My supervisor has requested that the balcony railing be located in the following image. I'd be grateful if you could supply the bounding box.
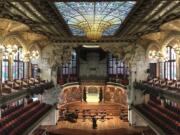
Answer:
[0,82,54,106]
[134,82,180,102]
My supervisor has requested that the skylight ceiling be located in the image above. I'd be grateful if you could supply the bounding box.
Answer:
[54,1,136,39]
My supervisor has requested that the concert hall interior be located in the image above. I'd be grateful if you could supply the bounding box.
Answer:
[0,0,179,135]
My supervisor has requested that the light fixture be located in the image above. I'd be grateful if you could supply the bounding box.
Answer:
[173,44,180,55]
[83,45,100,48]
[149,50,167,61]
[148,50,157,59]
[0,43,18,57]
[6,44,18,57]
[0,44,5,51]
[21,51,30,62]
[21,50,40,62]
[30,50,40,60]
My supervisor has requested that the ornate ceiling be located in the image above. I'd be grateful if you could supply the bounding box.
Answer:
[0,0,180,43]
[54,2,136,38]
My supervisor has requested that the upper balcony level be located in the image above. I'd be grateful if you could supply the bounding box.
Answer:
[134,78,180,103]
[0,78,54,106]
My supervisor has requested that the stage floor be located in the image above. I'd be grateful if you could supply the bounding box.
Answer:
[59,101,127,116]
[43,117,145,135]
[42,102,154,135]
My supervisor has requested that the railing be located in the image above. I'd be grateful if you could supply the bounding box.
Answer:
[0,82,54,106]
[106,82,127,89]
[134,82,180,103]
[60,82,79,88]
[60,81,127,90]
[0,90,27,106]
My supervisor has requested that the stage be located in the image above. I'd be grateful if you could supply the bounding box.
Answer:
[42,116,147,135]
[41,102,154,135]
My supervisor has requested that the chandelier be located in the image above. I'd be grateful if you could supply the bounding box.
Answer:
[149,50,167,61]
[22,50,40,62]
[173,44,180,55]
[0,43,18,57]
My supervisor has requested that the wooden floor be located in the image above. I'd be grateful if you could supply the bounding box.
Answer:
[43,102,151,135]
[57,117,130,130]
[44,117,145,135]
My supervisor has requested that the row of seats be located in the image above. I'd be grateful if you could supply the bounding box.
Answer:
[58,76,78,85]
[0,78,46,96]
[148,102,179,131]
[32,128,46,135]
[148,101,180,122]
[0,101,40,128]
[9,104,51,135]
[1,104,23,118]
[136,102,179,135]
[143,78,180,92]
[0,101,52,135]
[165,104,180,115]
[107,75,129,85]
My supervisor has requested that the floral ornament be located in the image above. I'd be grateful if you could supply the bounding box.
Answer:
[48,44,78,69]
[100,44,124,59]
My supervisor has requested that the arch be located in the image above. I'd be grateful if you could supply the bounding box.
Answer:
[161,35,180,56]
[1,34,28,52]
[28,42,42,59]
[146,43,161,63]
[134,45,146,61]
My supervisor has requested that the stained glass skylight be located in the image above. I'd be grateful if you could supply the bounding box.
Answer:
[55,1,136,40]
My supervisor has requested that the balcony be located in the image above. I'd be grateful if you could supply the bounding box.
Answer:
[0,81,54,106]
[134,82,180,103]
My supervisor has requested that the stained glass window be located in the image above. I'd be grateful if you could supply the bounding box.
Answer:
[108,54,127,76]
[32,64,39,78]
[13,48,24,80]
[2,55,9,82]
[62,50,77,75]
[18,48,24,79]
[55,1,136,36]
[164,46,176,80]
[13,53,18,79]
[19,62,24,79]
[24,62,28,79]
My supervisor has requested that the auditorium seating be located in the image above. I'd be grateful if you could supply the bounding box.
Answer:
[142,78,180,92]
[32,128,46,135]
[120,106,128,122]
[58,75,78,85]
[0,101,52,135]
[135,99,180,135]
[1,104,23,118]
[0,78,53,96]
[141,129,156,135]
[107,75,129,85]
[164,103,180,115]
